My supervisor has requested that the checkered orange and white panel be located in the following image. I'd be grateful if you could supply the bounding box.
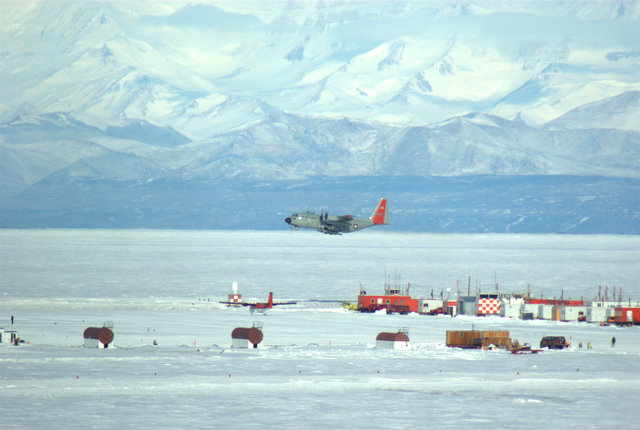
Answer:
[477,298,501,315]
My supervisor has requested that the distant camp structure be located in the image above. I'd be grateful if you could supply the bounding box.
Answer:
[0,328,21,345]
[83,323,114,348]
[376,328,410,350]
[354,278,640,325]
[231,323,263,348]
[446,329,512,350]
[226,281,243,307]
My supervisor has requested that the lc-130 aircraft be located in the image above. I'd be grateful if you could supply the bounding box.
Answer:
[285,198,388,235]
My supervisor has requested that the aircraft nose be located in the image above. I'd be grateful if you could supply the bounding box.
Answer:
[285,217,291,224]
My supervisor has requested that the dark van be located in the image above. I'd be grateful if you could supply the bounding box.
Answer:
[540,336,569,349]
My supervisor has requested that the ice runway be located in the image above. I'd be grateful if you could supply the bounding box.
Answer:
[1,230,638,429]
[1,307,638,430]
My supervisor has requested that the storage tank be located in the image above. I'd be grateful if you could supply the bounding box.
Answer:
[83,327,114,348]
[376,331,409,350]
[231,327,263,348]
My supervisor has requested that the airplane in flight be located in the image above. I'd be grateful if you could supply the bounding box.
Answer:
[220,292,297,313]
[285,198,388,235]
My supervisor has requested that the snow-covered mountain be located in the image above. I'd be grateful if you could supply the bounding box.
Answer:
[0,1,638,231]
[2,104,638,195]
[1,1,638,133]
[544,91,640,132]
[1,103,638,233]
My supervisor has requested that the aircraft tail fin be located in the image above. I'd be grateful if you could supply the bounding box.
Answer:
[370,198,388,225]
[267,292,273,308]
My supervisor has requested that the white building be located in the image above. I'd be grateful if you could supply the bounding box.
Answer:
[418,299,444,315]
[562,306,588,322]
[501,303,523,319]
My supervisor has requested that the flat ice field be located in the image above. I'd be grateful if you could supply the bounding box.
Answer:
[1,230,639,429]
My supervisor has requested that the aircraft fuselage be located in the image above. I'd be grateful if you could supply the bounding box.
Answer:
[285,198,388,235]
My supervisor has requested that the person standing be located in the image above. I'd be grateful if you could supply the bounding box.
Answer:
[611,336,616,347]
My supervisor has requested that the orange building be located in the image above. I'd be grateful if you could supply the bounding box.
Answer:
[357,283,419,314]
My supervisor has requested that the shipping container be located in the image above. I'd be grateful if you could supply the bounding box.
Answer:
[614,307,640,325]
[446,330,511,349]
[586,307,611,323]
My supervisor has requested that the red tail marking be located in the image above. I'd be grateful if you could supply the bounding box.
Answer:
[267,292,273,308]
[372,198,387,224]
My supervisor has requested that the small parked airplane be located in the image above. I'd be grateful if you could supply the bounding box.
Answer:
[220,292,297,313]
[285,198,388,235]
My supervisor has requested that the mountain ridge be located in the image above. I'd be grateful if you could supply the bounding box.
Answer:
[2,99,638,200]
[1,1,638,232]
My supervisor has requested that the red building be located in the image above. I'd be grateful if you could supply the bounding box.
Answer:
[526,298,585,306]
[614,307,640,325]
[357,283,419,314]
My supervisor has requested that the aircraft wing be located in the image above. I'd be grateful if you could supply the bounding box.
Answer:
[219,300,297,306]
[271,300,297,306]
[219,301,253,306]
[321,218,350,227]
[336,215,353,221]
[317,220,345,234]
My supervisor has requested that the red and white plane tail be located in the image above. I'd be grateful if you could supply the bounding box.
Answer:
[370,198,388,225]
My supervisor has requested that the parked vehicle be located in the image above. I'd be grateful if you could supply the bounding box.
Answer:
[539,336,570,349]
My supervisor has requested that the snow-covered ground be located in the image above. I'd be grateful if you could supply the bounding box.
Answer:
[1,230,638,429]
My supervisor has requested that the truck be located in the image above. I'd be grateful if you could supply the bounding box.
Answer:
[539,336,570,349]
